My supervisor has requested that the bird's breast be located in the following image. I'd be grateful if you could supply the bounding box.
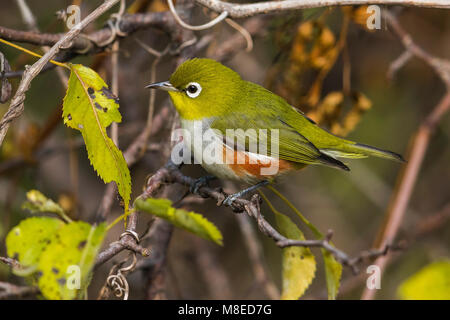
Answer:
[179,119,293,183]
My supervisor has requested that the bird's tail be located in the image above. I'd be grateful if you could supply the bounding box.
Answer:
[320,142,405,163]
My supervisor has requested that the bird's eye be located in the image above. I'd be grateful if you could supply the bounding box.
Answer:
[185,82,202,98]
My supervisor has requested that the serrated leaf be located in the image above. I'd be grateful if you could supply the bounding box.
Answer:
[135,198,223,245]
[6,217,64,276]
[287,204,342,300]
[37,222,106,300]
[275,213,316,300]
[398,260,450,300]
[62,64,131,214]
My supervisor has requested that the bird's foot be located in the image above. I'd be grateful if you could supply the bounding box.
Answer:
[222,180,270,207]
[223,193,239,207]
[190,175,216,195]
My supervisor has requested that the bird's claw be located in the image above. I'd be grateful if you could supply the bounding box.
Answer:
[223,194,238,207]
[190,176,216,195]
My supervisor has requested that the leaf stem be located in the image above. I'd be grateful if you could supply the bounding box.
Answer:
[107,209,135,231]
[0,38,69,69]
[266,185,323,238]
[59,211,73,224]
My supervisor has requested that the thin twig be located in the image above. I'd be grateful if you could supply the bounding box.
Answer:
[384,10,450,88]
[224,18,253,52]
[0,0,122,146]
[95,212,150,268]
[236,213,279,299]
[14,0,70,85]
[110,40,120,146]
[0,281,39,299]
[387,50,413,81]
[0,256,21,269]
[0,11,180,54]
[207,16,268,61]
[195,0,450,18]
[362,92,450,299]
[361,10,450,300]
[140,160,395,274]
[168,0,229,31]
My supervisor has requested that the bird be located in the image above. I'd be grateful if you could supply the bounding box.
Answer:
[146,58,404,205]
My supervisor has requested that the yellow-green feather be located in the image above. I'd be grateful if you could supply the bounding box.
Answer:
[166,58,404,170]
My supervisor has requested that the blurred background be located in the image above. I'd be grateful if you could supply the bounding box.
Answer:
[0,0,449,299]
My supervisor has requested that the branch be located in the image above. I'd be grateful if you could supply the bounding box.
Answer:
[0,11,179,56]
[361,11,450,300]
[95,211,150,268]
[141,160,397,274]
[411,201,450,238]
[0,0,122,146]
[384,10,450,88]
[95,8,197,267]
[0,281,39,300]
[0,256,21,269]
[361,92,450,299]
[207,16,268,61]
[195,0,450,18]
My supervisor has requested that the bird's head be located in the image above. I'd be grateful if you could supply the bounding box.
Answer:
[146,58,242,120]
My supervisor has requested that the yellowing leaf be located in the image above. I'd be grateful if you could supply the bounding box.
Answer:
[6,216,106,300]
[22,190,64,215]
[135,198,223,245]
[62,64,131,214]
[271,187,342,300]
[299,220,342,300]
[22,189,72,223]
[275,213,316,300]
[6,217,64,276]
[321,249,342,300]
[398,260,450,300]
[37,222,106,300]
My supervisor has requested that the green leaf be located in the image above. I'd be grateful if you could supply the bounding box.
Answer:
[275,213,316,300]
[321,249,342,300]
[6,216,106,300]
[22,190,72,223]
[283,201,342,299]
[135,198,223,246]
[62,64,131,214]
[6,217,64,276]
[398,260,450,300]
[268,186,342,299]
[300,219,342,300]
[37,222,106,300]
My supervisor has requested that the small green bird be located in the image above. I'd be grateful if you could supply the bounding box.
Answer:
[147,58,404,203]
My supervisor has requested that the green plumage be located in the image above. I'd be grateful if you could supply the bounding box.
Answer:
[211,79,404,170]
[155,58,404,172]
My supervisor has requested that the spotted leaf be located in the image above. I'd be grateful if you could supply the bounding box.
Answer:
[37,221,106,300]
[6,217,64,276]
[275,213,316,300]
[62,64,131,215]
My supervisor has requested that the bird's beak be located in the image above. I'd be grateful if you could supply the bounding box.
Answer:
[145,81,179,92]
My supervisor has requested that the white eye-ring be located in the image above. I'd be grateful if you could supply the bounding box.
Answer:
[185,82,202,98]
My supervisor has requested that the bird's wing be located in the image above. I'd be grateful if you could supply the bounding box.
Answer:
[210,112,348,170]
[210,80,349,170]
